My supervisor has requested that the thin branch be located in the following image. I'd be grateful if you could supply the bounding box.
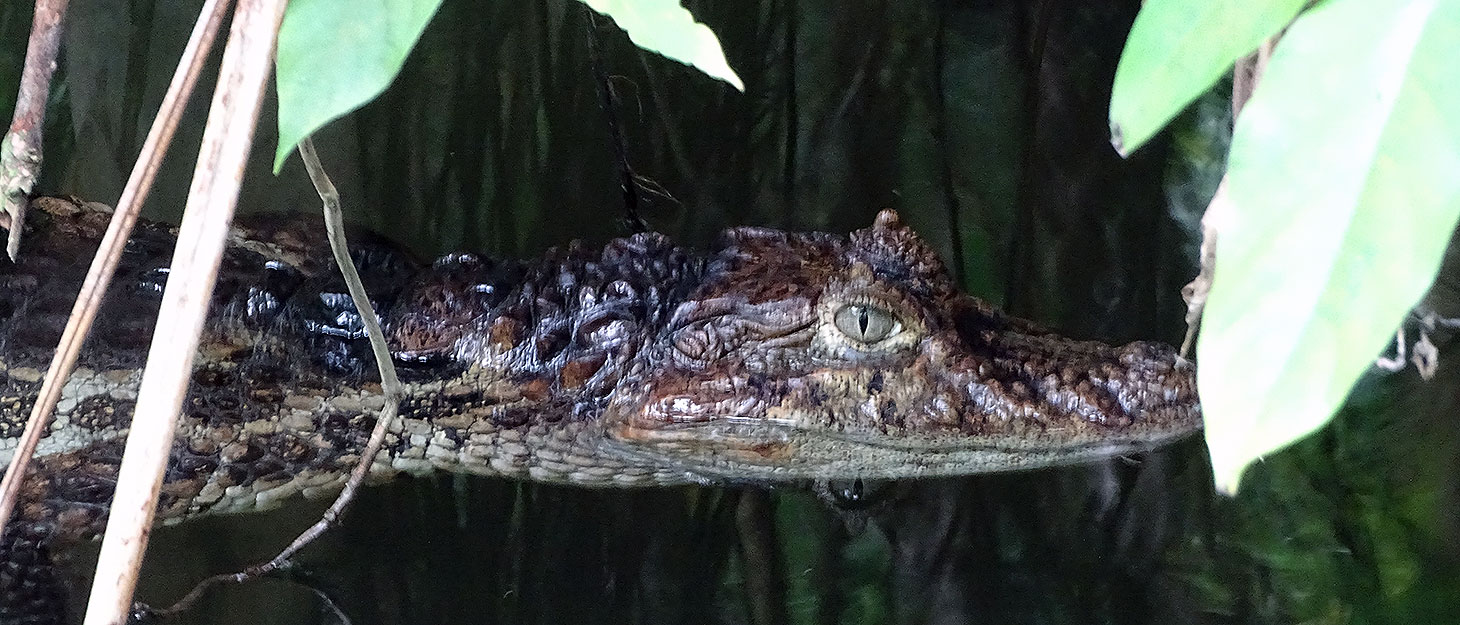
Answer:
[81,0,287,622]
[585,10,648,233]
[1375,326,1408,371]
[1179,35,1280,358]
[289,136,404,547]
[152,137,404,619]
[0,0,234,547]
[0,0,69,260]
[1231,37,1278,119]
[1180,181,1226,358]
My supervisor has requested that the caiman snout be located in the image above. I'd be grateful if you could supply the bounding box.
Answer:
[602,210,1201,481]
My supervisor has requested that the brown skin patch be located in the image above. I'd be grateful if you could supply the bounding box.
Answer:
[390,313,462,359]
[743,441,794,460]
[516,377,553,402]
[488,316,523,350]
[560,354,607,390]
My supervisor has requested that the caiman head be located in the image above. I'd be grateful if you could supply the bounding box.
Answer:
[603,210,1201,481]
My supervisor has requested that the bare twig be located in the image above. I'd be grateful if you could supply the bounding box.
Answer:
[1,0,69,260]
[305,584,355,625]
[1179,35,1281,358]
[1375,326,1408,371]
[0,0,234,546]
[275,135,403,564]
[152,137,403,618]
[1179,179,1226,358]
[1375,310,1451,379]
[1232,37,1279,119]
[585,11,649,233]
[1411,330,1438,379]
[81,0,288,623]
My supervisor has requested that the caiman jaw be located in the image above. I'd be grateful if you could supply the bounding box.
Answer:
[604,336,1202,481]
[941,337,1203,451]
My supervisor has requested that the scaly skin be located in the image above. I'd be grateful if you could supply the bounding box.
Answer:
[0,197,1200,622]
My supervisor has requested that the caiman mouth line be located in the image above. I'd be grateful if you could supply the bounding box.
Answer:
[613,417,1200,454]
[602,420,1197,482]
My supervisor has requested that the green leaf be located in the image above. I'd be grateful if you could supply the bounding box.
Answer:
[273,0,444,172]
[1198,0,1460,494]
[1109,0,1306,155]
[577,0,744,91]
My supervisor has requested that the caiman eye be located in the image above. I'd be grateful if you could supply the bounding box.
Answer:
[833,304,898,343]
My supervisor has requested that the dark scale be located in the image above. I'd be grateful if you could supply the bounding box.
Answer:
[272,240,419,378]
[316,410,371,452]
[384,231,703,422]
[228,260,306,327]
[0,391,38,439]
[66,396,129,433]
[389,252,519,369]
[85,219,190,369]
[0,522,68,625]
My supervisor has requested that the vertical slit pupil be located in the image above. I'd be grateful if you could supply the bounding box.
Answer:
[858,307,870,337]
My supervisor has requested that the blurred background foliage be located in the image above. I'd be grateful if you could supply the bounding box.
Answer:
[1,0,1458,623]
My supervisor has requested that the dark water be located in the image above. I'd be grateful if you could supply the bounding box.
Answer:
[95,439,1212,625]
[6,0,1459,622]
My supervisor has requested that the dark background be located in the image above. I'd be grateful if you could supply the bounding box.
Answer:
[3,0,1457,623]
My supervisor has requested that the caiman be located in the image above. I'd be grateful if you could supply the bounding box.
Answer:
[0,197,1200,622]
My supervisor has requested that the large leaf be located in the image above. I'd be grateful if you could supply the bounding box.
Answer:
[273,0,444,172]
[577,0,744,91]
[1109,0,1306,155]
[1198,0,1460,494]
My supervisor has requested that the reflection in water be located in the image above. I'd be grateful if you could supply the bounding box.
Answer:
[96,438,1206,625]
